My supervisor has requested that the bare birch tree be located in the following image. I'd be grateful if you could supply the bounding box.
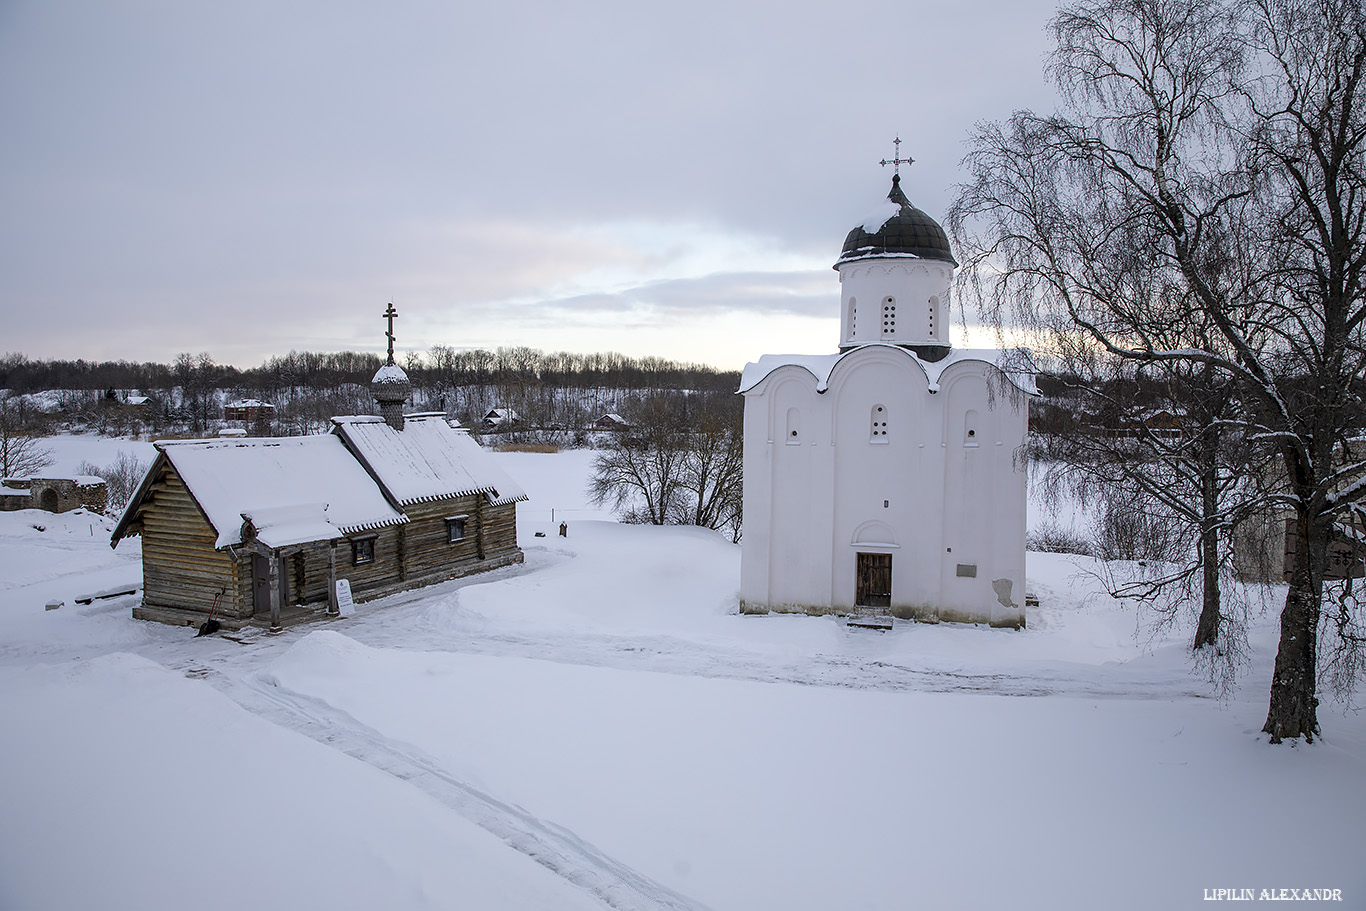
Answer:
[950,0,1366,741]
[588,395,688,526]
[588,393,743,539]
[672,405,744,543]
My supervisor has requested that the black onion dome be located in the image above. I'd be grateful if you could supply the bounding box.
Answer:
[837,173,957,266]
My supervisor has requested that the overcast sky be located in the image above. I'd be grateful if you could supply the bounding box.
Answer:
[0,0,1061,372]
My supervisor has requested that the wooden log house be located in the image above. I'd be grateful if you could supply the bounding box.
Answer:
[111,406,526,629]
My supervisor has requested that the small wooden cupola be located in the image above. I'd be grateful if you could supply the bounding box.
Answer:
[371,302,410,431]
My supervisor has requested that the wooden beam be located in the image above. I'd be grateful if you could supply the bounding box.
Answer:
[328,542,338,614]
[269,553,281,629]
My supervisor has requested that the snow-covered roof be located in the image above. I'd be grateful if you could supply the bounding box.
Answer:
[332,414,528,507]
[151,435,406,549]
[3,475,105,487]
[738,344,1038,396]
[240,503,348,550]
[372,363,410,385]
[225,399,273,409]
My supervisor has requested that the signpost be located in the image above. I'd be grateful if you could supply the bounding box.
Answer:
[335,578,355,618]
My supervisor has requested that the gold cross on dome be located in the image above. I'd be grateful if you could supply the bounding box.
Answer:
[880,136,914,175]
[382,302,399,364]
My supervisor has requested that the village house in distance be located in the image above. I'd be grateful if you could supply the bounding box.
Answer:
[111,305,526,629]
[739,146,1035,628]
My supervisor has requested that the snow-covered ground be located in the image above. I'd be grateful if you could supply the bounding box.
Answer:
[28,429,159,477]
[0,435,1362,911]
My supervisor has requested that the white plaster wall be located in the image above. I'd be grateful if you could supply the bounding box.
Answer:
[740,347,1029,627]
[827,349,940,612]
[838,260,953,349]
[937,365,1028,625]
[739,380,776,608]
[766,376,826,608]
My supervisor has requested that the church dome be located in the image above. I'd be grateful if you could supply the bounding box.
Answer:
[837,174,957,266]
[371,362,410,389]
[371,363,411,406]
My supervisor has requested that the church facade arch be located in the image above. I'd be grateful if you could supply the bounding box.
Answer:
[851,519,898,548]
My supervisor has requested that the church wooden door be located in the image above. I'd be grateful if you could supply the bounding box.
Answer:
[856,552,892,608]
[252,554,272,616]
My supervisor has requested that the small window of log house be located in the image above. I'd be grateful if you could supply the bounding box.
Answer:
[351,536,376,565]
[446,515,469,543]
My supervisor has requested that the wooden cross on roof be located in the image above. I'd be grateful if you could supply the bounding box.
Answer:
[880,136,914,175]
[382,302,398,365]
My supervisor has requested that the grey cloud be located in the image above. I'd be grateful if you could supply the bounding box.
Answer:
[0,0,1061,366]
[543,271,833,319]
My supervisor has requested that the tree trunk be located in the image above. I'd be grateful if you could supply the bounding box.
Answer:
[1193,456,1222,650]
[1262,512,1322,743]
[1194,527,1222,649]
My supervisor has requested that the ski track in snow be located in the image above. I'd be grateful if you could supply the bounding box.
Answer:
[186,662,711,911]
[329,555,1207,702]
[144,559,712,911]
[364,621,1207,700]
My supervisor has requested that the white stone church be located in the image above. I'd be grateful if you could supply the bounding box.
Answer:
[738,169,1034,628]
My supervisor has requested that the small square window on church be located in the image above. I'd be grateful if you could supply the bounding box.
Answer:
[446,515,469,544]
[351,536,376,565]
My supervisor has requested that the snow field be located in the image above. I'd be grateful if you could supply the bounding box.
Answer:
[263,629,1366,911]
[0,654,612,911]
[0,434,1361,910]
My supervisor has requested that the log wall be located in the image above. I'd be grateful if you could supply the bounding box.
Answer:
[294,495,523,604]
[131,473,523,625]
[136,465,245,619]
[482,501,519,558]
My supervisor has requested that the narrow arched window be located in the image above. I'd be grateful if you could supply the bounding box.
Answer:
[849,296,857,334]
[786,407,801,444]
[870,404,889,443]
[881,297,896,338]
[964,408,980,446]
[928,295,939,340]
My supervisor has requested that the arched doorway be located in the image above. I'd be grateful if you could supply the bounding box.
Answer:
[851,522,898,609]
[39,488,59,513]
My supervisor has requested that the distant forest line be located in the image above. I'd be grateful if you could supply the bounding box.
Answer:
[0,347,740,396]
[0,348,743,439]
[3,348,1253,442]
